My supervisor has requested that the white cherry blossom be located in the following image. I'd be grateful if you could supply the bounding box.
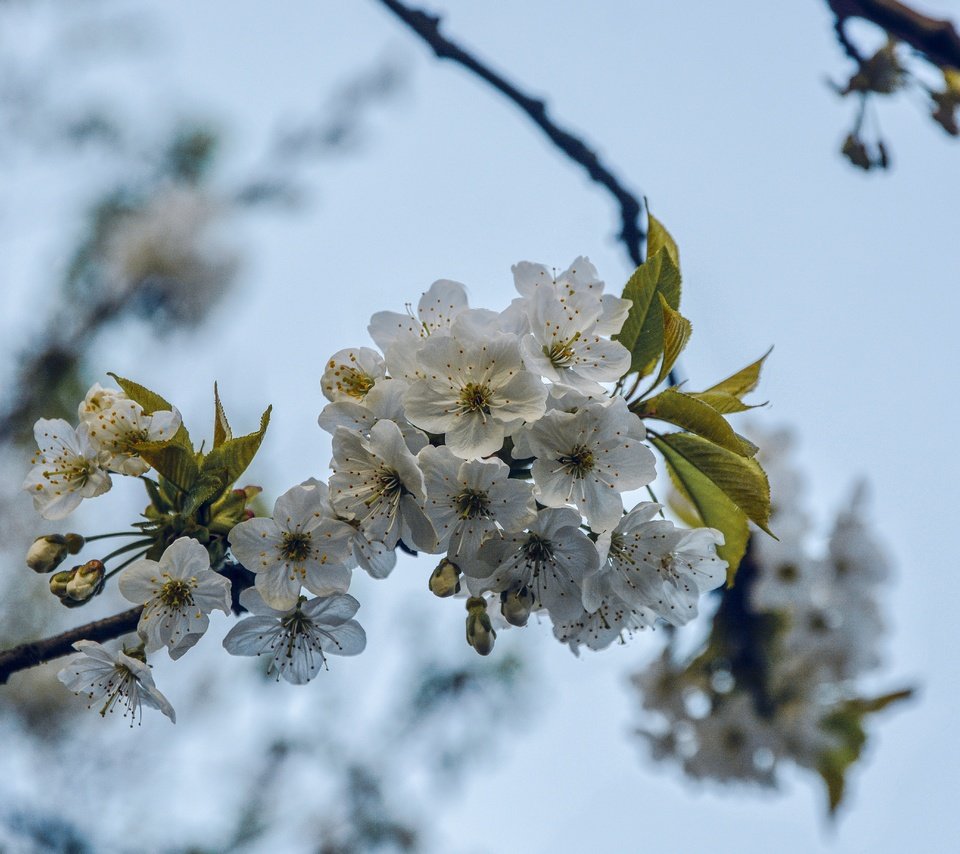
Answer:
[222,588,366,684]
[472,507,599,622]
[418,445,536,575]
[368,278,469,352]
[512,256,631,336]
[118,537,232,659]
[58,640,176,724]
[519,286,631,393]
[229,481,355,609]
[554,568,656,654]
[77,382,125,422]
[524,398,655,531]
[318,378,427,454]
[329,420,437,552]
[83,397,182,476]
[321,347,386,402]
[588,502,726,626]
[23,418,112,519]
[403,318,547,459]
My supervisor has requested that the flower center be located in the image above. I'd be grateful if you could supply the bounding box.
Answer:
[330,363,375,399]
[544,333,581,368]
[458,382,493,414]
[557,444,595,478]
[280,532,312,562]
[658,554,681,584]
[455,488,491,519]
[523,534,554,564]
[159,578,195,608]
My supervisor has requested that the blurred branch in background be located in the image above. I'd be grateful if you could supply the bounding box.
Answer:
[825,0,960,169]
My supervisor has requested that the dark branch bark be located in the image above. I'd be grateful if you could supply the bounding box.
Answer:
[375,0,646,267]
[828,0,960,70]
[0,606,143,685]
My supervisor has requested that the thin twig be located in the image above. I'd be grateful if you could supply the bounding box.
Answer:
[375,0,646,266]
[0,606,143,685]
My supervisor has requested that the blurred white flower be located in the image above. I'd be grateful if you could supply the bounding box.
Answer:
[321,347,386,402]
[102,184,239,325]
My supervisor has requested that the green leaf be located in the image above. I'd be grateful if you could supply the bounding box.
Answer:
[199,405,271,491]
[655,434,751,582]
[108,373,174,414]
[134,442,199,494]
[614,249,682,378]
[213,382,232,449]
[636,389,751,456]
[816,689,913,815]
[646,211,679,269]
[703,348,772,397]
[653,432,772,533]
[686,390,763,414]
[650,293,692,388]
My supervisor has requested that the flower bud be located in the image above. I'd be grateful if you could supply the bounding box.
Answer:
[501,585,535,627]
[465,596,496,656]
[65,533,85,554]
[50,560,105,606]
[429,558,461,598]
[27,535,69,573]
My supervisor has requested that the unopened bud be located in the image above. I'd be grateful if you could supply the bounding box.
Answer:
[429,558,461,598]
[27,535,69,573]
[465,596,496,656]
[501,585,535,627]
[50,560,105,606]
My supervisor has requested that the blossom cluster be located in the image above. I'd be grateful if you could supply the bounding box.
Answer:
[22,254,737,722]
[261,258,729,655]
[632,429,909,811]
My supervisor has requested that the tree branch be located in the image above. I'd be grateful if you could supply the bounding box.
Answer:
[0,606,143,685]
[827,0,960,70]
[375,0,646,266]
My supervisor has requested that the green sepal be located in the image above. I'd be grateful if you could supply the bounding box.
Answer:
[198,405,271,492]
[614,249,682,378]
[646,210,680,269]
[141,476,171,514]
[213,382,232,449]
[635,388,752,456]
[650,293,692,388]
[815,688,913,815]
[182,472,229,517]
